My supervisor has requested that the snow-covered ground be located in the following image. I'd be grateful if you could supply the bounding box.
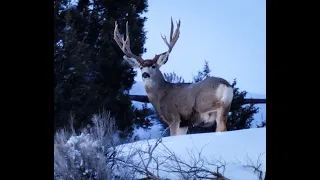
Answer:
[117,127,266,180]
[55,122,266,179]
[130,81,266,140]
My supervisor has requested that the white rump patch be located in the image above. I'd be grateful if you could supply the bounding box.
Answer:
[216,84,234,106]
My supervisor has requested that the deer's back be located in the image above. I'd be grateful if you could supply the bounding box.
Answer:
[159,77,231,122]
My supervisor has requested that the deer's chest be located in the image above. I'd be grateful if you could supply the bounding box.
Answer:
[146,94,162,112]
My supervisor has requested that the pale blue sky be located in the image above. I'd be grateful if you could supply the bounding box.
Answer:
[137,0,266,95]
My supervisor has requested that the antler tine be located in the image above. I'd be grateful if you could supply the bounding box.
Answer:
[170,17,174,42]
[161,17,181,53]
[113,21,144,64]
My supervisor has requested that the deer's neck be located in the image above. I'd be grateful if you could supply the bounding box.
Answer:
[144,74,169,102]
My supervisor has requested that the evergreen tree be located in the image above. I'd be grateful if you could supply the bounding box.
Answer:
[163,71,185,83]
[54,0,151,138]
[257,120,266,128]
[133,103,155,129]
[193,60,211,82]
[54,3,93,132]
[227,79,259,130]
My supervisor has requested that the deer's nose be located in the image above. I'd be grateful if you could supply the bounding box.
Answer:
[142,72,150,78]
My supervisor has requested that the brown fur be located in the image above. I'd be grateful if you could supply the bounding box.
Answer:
[144,77,233,136]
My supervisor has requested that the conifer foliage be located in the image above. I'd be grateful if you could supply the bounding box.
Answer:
[54,0,150,138]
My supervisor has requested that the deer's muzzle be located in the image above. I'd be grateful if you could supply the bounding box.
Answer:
[142,72,150,78]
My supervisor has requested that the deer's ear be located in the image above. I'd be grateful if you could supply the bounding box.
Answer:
[156,52,170,67]
[123,55,141,69]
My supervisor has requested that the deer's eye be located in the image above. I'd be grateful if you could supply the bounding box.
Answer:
[152,65,156,69]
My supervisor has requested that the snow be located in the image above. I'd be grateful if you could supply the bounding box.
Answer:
[117,127,266,180]
[133,118,164,140]
[65,133,100,155]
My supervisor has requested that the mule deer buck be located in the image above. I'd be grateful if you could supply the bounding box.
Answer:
[113,18,234,136]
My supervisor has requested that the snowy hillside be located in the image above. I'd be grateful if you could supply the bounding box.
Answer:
[117,127,266,180]
[54,114,266,180]
[130,81,266,140]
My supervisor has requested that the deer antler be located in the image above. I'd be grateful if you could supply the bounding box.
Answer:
[114,21,144,64]
[160,17,181,53]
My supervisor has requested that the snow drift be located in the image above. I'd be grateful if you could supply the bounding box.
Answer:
[54,109,266,180]
[116,127,266,179]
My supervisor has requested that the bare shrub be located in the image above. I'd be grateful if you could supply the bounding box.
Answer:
[54,110,121,180]
[243,153,265,180]
[113,125,231,180]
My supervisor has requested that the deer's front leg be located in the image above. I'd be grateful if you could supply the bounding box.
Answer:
[177,126,188,135]
[169,121,180,136]
[215,107,228,132]
[168,116,183,136]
